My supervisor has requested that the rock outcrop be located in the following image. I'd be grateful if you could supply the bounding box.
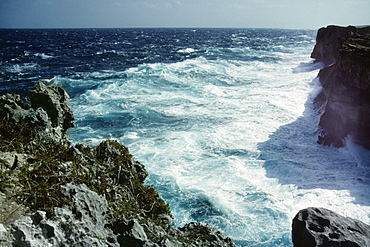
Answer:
[292,207,370,247]
[0,82,235,246]
[311,25,370,149]
[0,81,74,145]
[29,81,74,132]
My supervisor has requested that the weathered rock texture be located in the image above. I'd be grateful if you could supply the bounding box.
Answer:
[0,81,74,145]
[292,207,370,247]
[29,81,74,131]
[0,82,235,247]
[311,25,370,149]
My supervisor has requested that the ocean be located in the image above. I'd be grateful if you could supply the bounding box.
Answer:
[1,28,370,246]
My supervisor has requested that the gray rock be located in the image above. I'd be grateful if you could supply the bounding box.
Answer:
[0,93,34,126]
[0,82,74,145]
[116,219,150,247]
[292,207,370,247]
[29,81,74,132]
[0,223,11,247]
[10,183,119,247]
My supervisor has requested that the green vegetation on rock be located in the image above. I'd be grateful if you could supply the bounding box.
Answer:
[0,115,172,229]
[0,84,235,246]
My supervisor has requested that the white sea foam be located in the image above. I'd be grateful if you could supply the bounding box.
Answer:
[34,52,54,60]
[6,63,38,73]
[292,61,324,73]
[342,136,370,168]
[68,45,370,246]
[178,48,196,53]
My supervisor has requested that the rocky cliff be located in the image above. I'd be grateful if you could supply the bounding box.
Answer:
[311,25,370,149]
[0,82,235,247]
[290,26,370,246]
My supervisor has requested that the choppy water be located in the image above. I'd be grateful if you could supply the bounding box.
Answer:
[1,28,370,246]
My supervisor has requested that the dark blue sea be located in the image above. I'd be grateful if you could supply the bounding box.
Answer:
[1,28,370,246]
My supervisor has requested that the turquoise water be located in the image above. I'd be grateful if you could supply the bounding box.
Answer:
[1,28,370,246]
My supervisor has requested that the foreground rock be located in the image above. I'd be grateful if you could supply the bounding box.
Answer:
[0,81,74,145]
[0,82,235,247]
[311,25,370,149]
[292,207,370,247]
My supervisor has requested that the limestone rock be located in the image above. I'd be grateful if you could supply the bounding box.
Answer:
[0,81,74,145]
[0,93,49,131]
[0,223,11,247]
[292,207,370,247]
[29,81,74,131]
[9,183,119,247]
[114,219,150,247]
[7,182,235,247]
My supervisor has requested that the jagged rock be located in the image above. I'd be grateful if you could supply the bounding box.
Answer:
[29,81,74,131]
[312,25,370,149]
[0,81,74,145]
[7,182,235,247]
[115,219,150,247]
[0,93,49,129]
[292,207,370,247]
[0,223,11,247]
[9,183,119,247]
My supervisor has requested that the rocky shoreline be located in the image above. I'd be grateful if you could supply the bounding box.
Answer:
[1,25,370,246]
[0,82,235,246]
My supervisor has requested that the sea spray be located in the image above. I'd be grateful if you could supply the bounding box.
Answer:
[1,28,370,247]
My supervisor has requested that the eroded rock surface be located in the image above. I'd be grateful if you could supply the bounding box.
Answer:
[292,207,370,247]
[0,81,74,145]
[29,81,74,131]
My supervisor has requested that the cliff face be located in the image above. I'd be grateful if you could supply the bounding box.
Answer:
[290,26,370,246]
[311,25,370,149]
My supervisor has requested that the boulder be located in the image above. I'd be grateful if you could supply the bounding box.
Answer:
[292,207,370,247]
